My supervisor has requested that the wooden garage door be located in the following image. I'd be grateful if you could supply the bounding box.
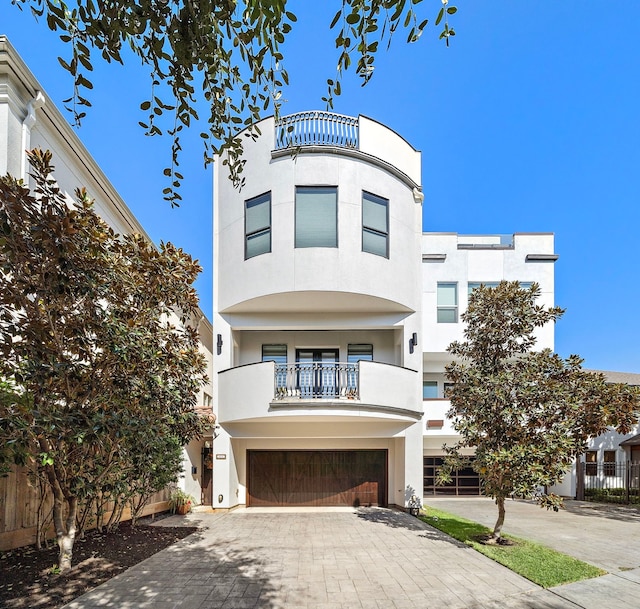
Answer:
[247,450,387,507]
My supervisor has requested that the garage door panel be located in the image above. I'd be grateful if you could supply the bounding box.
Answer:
[248,450,387,507]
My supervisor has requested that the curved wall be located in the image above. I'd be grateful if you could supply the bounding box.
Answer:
[214,116,423,315]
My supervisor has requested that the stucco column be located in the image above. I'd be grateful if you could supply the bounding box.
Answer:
[20,91,45,180]
[403,421,425,508]
[211,431,240,509]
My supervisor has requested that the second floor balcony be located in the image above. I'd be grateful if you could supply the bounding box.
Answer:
[274,362,359,400]
[218,360,421,424]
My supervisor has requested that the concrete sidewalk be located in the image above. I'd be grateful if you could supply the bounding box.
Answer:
[427,496,640,609]
[63,507,581,609]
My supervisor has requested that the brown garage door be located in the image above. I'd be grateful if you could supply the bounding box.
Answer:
[247,450,387,507]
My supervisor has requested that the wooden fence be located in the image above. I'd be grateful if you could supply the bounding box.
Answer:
[0,464,171,551]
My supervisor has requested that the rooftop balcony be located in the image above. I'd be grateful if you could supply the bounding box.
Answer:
[275,111,359,150]
[272,111,421,187]
[218,361,421,425]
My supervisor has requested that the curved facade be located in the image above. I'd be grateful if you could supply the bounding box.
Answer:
[213,112,425,509]
[216,114,422,315]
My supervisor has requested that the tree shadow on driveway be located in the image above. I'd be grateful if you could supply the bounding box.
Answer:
[64,528,282,609]
[355,507,470,548]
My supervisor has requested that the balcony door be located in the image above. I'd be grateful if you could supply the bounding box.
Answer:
[296,349,339,398]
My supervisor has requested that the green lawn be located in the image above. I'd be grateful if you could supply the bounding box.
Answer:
[420,506,605,588]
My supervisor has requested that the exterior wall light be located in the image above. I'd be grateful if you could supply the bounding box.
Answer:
[218,494,224,503]
[216,334,223,355]
[409,333,418,354]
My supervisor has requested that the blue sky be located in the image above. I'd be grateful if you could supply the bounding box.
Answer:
[2,2,639,372]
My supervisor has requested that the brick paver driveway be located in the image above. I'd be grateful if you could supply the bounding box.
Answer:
[64,507,579,609]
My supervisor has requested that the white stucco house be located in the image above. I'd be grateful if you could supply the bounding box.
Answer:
[213,112,425,509]
[211,110,563,509]
[0,36,215,508]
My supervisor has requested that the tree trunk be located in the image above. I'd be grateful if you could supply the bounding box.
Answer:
[54,494,78,572]
[491,496,506,541]
[41,452,78,573]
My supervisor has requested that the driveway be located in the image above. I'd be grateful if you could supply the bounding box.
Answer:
[427,496,640,609]
[426,496,640,572]
[63,507,579,609]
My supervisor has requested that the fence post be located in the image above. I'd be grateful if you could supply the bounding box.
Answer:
[626,461,631,504]
[575,459,584,500]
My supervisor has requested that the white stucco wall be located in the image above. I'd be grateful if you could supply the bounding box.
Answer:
[1,37,214,509]
[421,232,557,356]
[214,116,423,316]
[213,111,424,509]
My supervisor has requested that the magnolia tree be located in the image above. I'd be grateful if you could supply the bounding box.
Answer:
[439,281,639,543]
[12,0,457,200]
[0,149,211,571]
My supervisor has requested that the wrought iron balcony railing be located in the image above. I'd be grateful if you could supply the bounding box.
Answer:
[275,111,359,150]
[273,362,359,400]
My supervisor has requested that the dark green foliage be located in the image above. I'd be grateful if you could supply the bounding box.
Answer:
[0,149,211,570]
[439,282,640,538]
[12,1,456,200]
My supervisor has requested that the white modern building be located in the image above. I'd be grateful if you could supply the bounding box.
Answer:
[421,232,558,496]
[212,111,561,508]
[213,112,424,509]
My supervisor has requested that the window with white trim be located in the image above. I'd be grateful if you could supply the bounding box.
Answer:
[262,345,287,391]
[362,192,389,257]
[245,192,271,259]
[604,450,616,476]
[262,344,287,364]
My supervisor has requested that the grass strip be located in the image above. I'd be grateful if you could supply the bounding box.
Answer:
[420,505,605,588]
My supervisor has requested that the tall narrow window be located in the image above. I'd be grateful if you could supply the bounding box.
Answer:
[437,282,458,323]
[362,192,389,257]
[585,450,597,476]
[245,192,271,259]
[603,450,616,477]
[347,344,371,394]
[295,186,337,248]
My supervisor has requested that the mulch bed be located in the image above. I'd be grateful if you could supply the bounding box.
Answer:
[0,515,197,609]
[476,533,515,546]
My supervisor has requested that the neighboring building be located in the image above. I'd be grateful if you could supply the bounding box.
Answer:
[212,110,560,509]
[552,370,640,499]
[421,232,558,496]
[0,36,215,511]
